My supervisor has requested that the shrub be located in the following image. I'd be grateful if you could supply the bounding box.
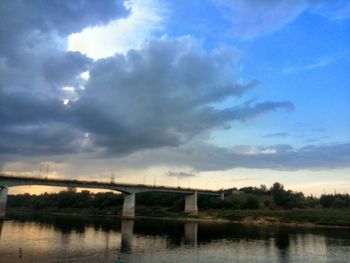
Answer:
[242,196,260,209]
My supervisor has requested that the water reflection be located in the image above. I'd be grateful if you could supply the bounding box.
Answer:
[121,219,134,253]
[0,220,3,239]
[1,213,350,263]
[274,228,290,263]
[184,222,197,246]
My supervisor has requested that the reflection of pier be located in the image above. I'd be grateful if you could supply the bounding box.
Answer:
[184,222,198,246]
[119,220,198,251]
[0,220,3,240]
[121,220,134,253]
[0,187,7,219]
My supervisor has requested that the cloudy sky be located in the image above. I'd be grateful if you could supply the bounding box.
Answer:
[1,0,349,195]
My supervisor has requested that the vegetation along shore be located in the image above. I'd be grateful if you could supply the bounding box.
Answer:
[7,183,350,228]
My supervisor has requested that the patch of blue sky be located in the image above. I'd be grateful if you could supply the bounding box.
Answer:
[164,0,234,50]
[233,11,350,147]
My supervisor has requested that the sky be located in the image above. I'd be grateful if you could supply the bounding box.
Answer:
[0,0,349,196]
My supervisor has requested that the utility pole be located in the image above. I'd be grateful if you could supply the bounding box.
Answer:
[46,164,49,179]
[111,170,115,184]
[111,174,115,184]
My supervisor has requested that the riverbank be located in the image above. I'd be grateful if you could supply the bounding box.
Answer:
[201,208,350,228]
[6,207,350,228]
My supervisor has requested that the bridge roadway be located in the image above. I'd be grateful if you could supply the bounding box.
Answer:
[0,174,224,219]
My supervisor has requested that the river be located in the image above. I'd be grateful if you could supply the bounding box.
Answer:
[0,213,349,262]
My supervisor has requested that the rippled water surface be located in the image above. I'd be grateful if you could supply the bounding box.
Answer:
[0,213,350,263]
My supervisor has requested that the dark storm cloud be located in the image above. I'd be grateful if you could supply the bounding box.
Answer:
[0,1,348,177]
[167,171,197,177]
[0,1,127,92]
[0,0,129,38]
[0,0,128,157]
[116,142,350,171]
[0,124,84,156]
[0,91,67,125]
[1,32,294,157]
[71,37,293,155]
[43,52,92,85]
[184,142,350,171]
[0,1,294,160]
[218,101,294,122]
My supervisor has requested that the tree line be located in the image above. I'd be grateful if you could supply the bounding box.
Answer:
[7,182,350,211]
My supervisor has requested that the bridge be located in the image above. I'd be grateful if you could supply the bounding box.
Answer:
[0,174,225,219]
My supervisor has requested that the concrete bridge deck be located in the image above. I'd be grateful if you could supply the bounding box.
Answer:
[0,174,225,219]
[0,174,222,195]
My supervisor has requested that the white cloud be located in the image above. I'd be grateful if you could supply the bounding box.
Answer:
[215,0,350,39]
[311,0,350,21]
[62,86,75,93]
[216,0,306,39]
[283,54,338,74]
[68,0,167,59]
[80,71,90,81]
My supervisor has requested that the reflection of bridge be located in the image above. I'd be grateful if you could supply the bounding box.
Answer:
[0,218,198,254]
[0,174,225,219]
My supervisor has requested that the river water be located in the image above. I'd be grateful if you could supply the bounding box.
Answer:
[0,214,350,263]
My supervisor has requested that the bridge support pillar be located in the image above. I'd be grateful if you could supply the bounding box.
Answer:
[221,192,225,200]
[122,192,135,219]
[0,187,8,219]
[185,191,198,215]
